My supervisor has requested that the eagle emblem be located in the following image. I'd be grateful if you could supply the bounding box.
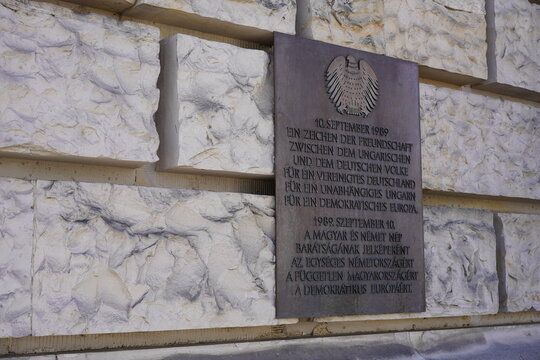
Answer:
[325,55,379,117]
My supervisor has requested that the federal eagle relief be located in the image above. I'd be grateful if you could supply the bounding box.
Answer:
[325,55,379,117]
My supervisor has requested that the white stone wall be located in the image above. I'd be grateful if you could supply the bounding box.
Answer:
[497,213,540,312]
[424,207,498,316]
[32,180,277,335]
[0,177,505,336]
[0,0,160,166]
[420,83,540,199]
[0,178,33,338]
[297,0,487,79]
[125,0,295,42]
[296,0,385,54]
[0,177,507,336]
[157,34,273,176]
[492,0,540,93]
[384,0,487,79]
[0,0,538,353]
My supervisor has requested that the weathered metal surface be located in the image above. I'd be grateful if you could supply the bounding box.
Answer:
[274,33,425,318]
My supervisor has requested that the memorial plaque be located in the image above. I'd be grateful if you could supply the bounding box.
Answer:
[275,33,425,318]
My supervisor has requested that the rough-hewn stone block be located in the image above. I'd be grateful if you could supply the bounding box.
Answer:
[297,0,487,79]
[0,0,160,166]
[492,0,539,92]
[0,177,33,338]
[32,180,277,335]
[421,83,540,199]
[384,0,487,80]
[475,0,539,101]
[157,34,273,176]
[496,213,540,312]
[423,206,498,316]
[124,0,296,43]
[296,0,385,53]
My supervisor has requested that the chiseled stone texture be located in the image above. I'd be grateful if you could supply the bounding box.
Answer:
[0,177,33,338]
[0,0,160,165]
[423,206,498,316]
[32,180,276,335]
[158,34,273,176]
[498,213,540,312]
[492,0,540,93]
[126,0,295,41]
[384,0,487,79]
[296,0,385,53]
[420,83,540,199]
[298,0,487,78]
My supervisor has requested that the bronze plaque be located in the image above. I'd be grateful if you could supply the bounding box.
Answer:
[275,33,425,318]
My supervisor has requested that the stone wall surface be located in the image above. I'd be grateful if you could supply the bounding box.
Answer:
[384,0,487,79]
[492,0,540,93]
[420,83,540,199]
[124,0,295,42]
[32,180,277,336]
[0,0,160,166]
[431,0,485,14]
[157,34,273,176]
[0,0,538,353]
[0,177,33,338]
[296,0,385,53]
[0,176,502,337]
[423,207,498,316]
[297,0,487,78]
[497,213,540,312]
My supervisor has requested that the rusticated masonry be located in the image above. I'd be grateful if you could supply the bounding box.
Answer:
[0,0,160,165]
[492,0,539,93]
[0,177,503,337]
[297,0,488,79]
[124,0,296,42]
[384,0,488,79]
[495,213,540,312]
[423,207,498,316]
[296,0,385,54]
[0,178,33,338]
[32,180,277,335]
[157,33,273,176]
[420,84,539,199]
